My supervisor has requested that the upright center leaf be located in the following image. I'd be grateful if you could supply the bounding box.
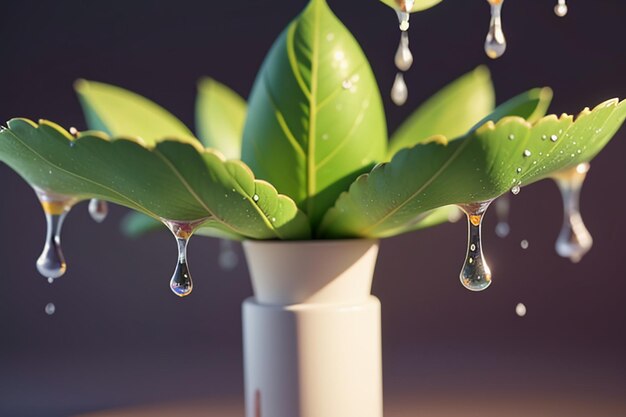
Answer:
[242,0,387,227]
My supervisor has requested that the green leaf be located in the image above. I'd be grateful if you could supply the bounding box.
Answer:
[196,78,247,158]
[74,80,199,147]
[379,0,444,13]
[241,0,387,226]
[388,66,495,158]
[0,119,311,240]
[319,98,626,238]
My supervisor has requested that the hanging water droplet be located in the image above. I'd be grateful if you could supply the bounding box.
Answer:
[69,127,79,138]
[516,167,522,174]
[34,188,75,281]
[162,219,207,297]
[495,195,511,238]
[218,239,239,271]
[520,239,529,249]
[554,0,568,17]
[515,302,527,317]
[391,73,408,106]
[47,277,54,284]
[511,185,521,195]
[342,79,353,90]
[45,302,56,315]
[484,0,507,59]
[394,32,413,71]
[553,163,593,263]
[88,199,108,223]
[395,0,414,31]
[458,201,493,291]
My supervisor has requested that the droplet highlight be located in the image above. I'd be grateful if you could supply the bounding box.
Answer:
[554,0,568,17]
[391,73,408,106]
[458,201,493,292]
[520,239,529,249]
[484,0,507,59]
[34,188,75,281]
[88,199,108,223]
[553,163,593,263]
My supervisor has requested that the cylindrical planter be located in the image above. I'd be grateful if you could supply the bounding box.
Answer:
[242,239,382,417]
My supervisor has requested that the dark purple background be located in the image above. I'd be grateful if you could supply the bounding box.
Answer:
[1,1,625,416]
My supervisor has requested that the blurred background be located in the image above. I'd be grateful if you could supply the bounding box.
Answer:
[1,0,625,416]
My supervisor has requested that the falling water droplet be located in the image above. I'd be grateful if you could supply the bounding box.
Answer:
[391,73,408,106]
[554,0,568,17]
[484,0,507,59]
[550,134,559,142]
[88,199,108,223]
[553,163,593,263]
[515,302,527,317]
[34,188,76,281]
[394,32,413,71]
[162,219,206,297]
[45,302,56,315]
[48,277,54,284]
[458,201,493,291]
[218,239,239,271]
[495,195,511,238]
[520,239,529,249]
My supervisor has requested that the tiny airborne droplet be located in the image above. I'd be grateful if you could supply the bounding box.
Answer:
[515,303,527,317]
[45,303,56,315]
[458,201,493,292]
[520,239,529,249]
[484,0,507,59]
[391,73,408,106]
[394,32,413,71]
[34,188,76,281]
[553,163,593,263]
[88,199,108,223]
[554,0,568,17]
[495,195,511,238]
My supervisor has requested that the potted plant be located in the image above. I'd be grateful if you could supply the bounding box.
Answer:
[0,0,624,416]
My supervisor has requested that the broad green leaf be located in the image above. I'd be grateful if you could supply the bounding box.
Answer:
[241,0,387,226]
[196,78,247,158]
[379,0,443,13]
[0,119,311,240]
[388,66,495,157]
[319,99,626,238]
[121,210,244,240]
[74,80,198,147]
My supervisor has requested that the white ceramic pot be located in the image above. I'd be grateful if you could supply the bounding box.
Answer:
[242,239,382,417]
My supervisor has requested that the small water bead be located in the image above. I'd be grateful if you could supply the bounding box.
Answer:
[88,199,108,223]
[458,201,493,292]
[508,134,515,140]
[554,0,568,17]
[394,32,413,72]
[162,219,207,297]
[391,73,408,106]
[45,302,56,315]
[495,195,511,238]
[516,167,522,174]
[550,134,558,142]
[484,0,507,59]
[553,163,593,263]
[542,135,548,140]
[523,150,532,158]
[34,188,76,281]
[515,303,527,317]
[520,239,529,249]
[253,194,260,202]
[511,185,521,195]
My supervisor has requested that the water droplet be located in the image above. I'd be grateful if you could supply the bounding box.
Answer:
[484,1,507,59]
[394,32,413,71]
[511,185,521,195]
[520,239,529,249]
[253,194,260,202]
[554,163,593,263]
[515,303,527,317]
[69,127,79,138]
[326,32,335,42]
[34,188,75,281]
[516,167,522,174]
[45,302,56,315]
[508,134,515,140]
[47,277,54,284]
[88,199,108,223]
[550,134,558,142]
[458,201,493,292]
[523,149,532,157]
[218,239,239,271]
[495,195,510,238]
[554,0,568,17]
[162,219,207,297]
[391,73,408,106]
[342,79,353,90]
[542,135,548,140]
